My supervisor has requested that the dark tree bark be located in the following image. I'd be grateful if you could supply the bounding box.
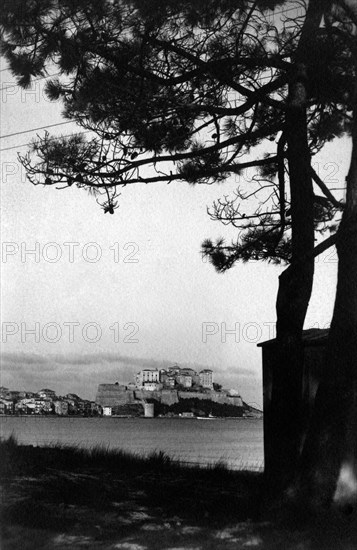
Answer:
[298,60,357,510]
[266,0,326,490]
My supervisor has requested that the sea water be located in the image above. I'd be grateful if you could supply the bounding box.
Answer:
[0,416,264,470]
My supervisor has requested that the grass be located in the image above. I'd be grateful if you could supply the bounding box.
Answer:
[0,433,247,479]
[0,434,262,519]
[1,435,356,550]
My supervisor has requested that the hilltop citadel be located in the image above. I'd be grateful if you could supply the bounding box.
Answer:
[96,365,247,417]
[0,363,261,418]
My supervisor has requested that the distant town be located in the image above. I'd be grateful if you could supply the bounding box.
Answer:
[0,365,262,418]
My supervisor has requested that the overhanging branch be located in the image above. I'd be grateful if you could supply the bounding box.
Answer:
[310,166,345,209]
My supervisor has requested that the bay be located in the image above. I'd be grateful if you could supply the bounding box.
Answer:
[0,416,264,471]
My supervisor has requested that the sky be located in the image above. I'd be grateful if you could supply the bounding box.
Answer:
[0,53,350,408]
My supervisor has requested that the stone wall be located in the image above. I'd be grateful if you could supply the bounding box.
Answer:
[96,384,243,408]
[178,391,210,400]
[178,391,243,407]
[134,389,179,406]
[95,384,136,407]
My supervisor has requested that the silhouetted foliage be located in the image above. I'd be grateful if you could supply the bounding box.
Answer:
[1,0,357,508]
[0,0,349,265]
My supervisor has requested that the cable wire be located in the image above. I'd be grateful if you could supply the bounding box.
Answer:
[0,130,92,152]
[0,121,75,140]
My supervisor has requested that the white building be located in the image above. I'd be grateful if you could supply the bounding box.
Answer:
[53,400,69,415]
[142,382,162,391]
[15,398,52,414]
[199,369,213,388]
[135,369,160,387]
[103,406,112,416]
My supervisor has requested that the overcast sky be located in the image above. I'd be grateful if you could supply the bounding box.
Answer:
[0,58,349,407]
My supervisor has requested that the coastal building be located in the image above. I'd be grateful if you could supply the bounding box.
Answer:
[35,399,52,413]
[166,364,181,377]
[38,388,57,400]
[135,365,214,391]
[7,391,26,400]
[135,369,160,387]
[0,399,14,414]
[2,385,104,417]
[65,393,80,401]
[103,406,112,416]
[0,387,9,398]
[177,374,192,388]
[64,398,77,414]
[14,398,51,414]
[76,400,93,415]
[199,369,213,389]
[90,401,102,415]
[160,372,176,388]
[18,391,28,399]
[159,370,168,386]
[183,369,200,386]
[180,367,198,377]
[14,398,52,414]
[53,400,69,415]
[15,399,35,414]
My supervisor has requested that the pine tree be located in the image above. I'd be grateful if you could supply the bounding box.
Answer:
[1,0,355,507]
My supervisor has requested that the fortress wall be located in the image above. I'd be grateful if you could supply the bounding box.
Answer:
[178,391,243,407]
[96,384,243,408]
[161,390,179,405]
[212,395,244,407]
[134,390,160,402]
[96,385,136,407]
[134,389,179,405]
[178,391,211,400]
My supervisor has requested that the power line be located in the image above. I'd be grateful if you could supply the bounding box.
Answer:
[0,130,91,152]
[0,74,281,147]
[0,121,74,140]
[1,142,37,152]
[0,72,279,141]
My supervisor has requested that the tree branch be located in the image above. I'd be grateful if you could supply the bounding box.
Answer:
[310,166,345,209]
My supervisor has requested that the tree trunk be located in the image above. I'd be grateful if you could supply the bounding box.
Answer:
[297,67,357,511]
[267,66,315,490]
[265,0,325,491]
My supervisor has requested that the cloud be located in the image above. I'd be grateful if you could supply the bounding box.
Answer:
[1,352,50,366]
